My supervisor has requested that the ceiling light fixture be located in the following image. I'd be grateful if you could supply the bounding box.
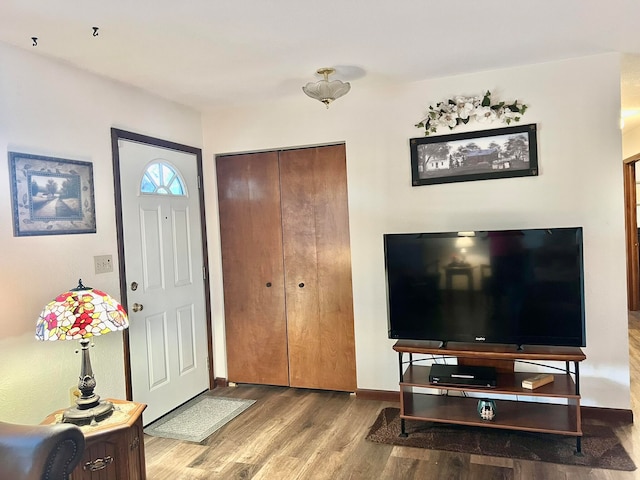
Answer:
[302,68,350,108]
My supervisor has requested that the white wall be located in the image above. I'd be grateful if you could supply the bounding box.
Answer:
[623,127,640,224]
[0,43,629,425]
[0,42,203,424]
[623,125,640,160]
[202,53,630,409]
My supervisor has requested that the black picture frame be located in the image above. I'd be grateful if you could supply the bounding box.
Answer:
[8,152,96,236]
[410,124,538,186]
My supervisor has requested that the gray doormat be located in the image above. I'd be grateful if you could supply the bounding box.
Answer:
[144,394,256,443]
[366,407,636,471]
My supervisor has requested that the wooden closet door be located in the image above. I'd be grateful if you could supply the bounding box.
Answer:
[279,144,357,391]
[216,152,289,386]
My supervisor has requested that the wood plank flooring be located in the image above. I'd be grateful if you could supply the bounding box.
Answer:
[144,318,640,479]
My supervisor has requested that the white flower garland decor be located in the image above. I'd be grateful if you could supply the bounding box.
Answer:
[415,91,528,136]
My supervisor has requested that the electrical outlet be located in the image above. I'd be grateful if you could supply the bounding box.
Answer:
[94,255,114,274]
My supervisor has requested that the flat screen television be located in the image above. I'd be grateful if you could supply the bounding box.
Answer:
[384,227,586,348]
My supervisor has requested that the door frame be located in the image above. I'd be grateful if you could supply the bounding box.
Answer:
[624,153,640,311]
[110,128,215,399]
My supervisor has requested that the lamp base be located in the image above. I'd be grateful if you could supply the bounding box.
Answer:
[63,399,114,425]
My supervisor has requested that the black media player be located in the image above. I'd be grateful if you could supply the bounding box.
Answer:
[429,364,497,388]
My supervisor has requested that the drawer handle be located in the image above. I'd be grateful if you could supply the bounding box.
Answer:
[84,456,113,472]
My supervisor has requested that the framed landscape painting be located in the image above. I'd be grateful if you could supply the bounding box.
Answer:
[410,124,538,186]
[8,152,96,236]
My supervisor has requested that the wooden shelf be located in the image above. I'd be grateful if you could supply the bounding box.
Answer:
[402,365,579,399]
[393,340,586,362]
[394,342,586,453]
[401,392,581,436]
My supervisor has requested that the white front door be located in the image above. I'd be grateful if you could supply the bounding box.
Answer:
[118,138,209,424]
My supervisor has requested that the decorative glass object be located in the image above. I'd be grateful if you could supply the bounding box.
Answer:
[477,399,497,421]
[302,68,351,108]
[36,279,129,425]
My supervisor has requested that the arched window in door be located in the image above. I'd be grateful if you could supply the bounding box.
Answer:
[140,161,187,196]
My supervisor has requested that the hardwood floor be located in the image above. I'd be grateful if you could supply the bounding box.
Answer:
[144,321,640,479]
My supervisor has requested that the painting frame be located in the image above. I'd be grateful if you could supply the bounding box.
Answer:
[410,124,538,186]
[8,151,96,236]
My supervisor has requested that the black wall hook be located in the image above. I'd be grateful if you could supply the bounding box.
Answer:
[92,27,99,37]
[31,37,38,46]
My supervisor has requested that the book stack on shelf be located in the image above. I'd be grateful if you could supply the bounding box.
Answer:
[521,373,554,390]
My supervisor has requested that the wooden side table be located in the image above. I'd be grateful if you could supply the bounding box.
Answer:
[42,399,147,480]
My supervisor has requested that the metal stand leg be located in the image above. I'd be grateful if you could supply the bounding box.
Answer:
[573,360,583,456]
[398,351,408,437]
[400,418,407,437]
[575,436,582,456]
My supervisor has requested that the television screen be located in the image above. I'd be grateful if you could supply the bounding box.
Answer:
[384,227,586,347]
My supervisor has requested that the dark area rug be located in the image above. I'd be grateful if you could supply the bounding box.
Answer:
[366,407,635,471]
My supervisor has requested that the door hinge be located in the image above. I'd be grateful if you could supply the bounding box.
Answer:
[202,265,207,280]
[197,175,201,189]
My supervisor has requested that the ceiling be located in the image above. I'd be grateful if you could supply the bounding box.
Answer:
[2,0,640,130]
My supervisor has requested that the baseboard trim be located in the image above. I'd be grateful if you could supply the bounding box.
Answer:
[355,389,400,402]
[214,377,228,388]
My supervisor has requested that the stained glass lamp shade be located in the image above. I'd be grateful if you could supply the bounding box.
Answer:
[36,279,128,425]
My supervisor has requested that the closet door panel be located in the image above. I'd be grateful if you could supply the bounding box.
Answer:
[280,145,357,391]
[279,149,321,387]
[216,152,289,386]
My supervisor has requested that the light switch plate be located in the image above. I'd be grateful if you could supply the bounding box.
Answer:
[94,254,114,274]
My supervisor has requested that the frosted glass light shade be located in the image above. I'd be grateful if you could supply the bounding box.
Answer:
[303,68,351,108]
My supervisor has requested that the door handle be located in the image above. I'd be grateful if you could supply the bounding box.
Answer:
[132,303,144,312]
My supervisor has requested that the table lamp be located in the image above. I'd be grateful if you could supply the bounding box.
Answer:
[36,279,129,425]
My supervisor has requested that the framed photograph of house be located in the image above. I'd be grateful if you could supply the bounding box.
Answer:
[8,152,96,236]
[410,124,538,186]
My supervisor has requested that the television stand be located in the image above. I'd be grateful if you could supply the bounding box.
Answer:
[393,341,586,454]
